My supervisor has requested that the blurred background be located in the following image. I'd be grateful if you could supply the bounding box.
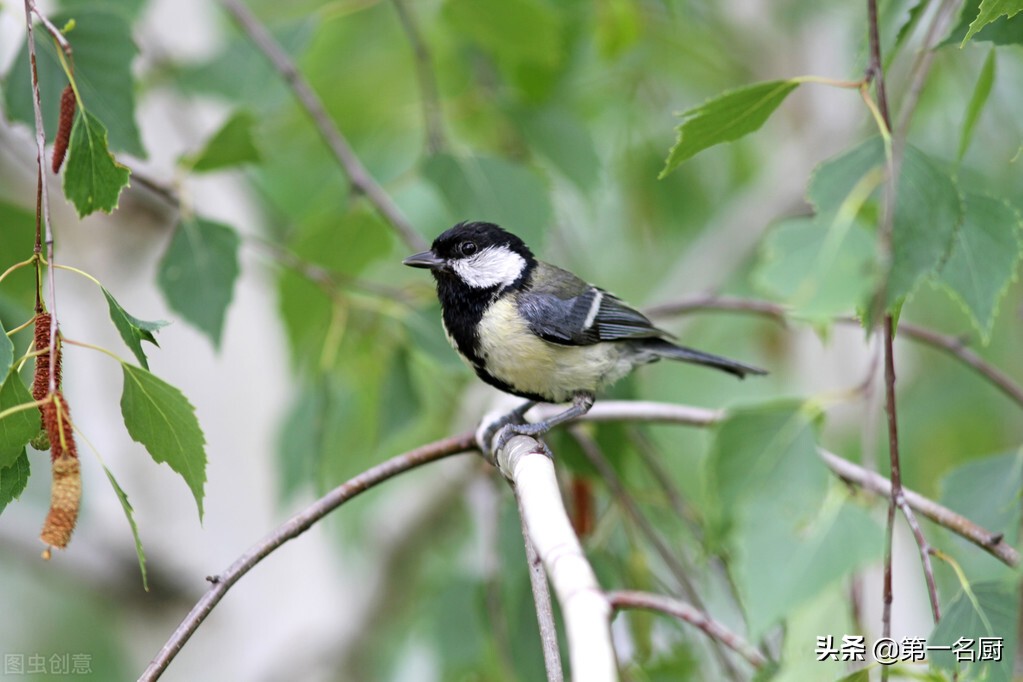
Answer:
[0,0,1021,680]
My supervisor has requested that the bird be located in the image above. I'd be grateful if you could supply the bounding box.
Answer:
[403,221,766,455]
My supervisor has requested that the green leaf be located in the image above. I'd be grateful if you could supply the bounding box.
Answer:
[157,217,241,349]
[929,581,1018,680]
[120,364,207,520]
[708,402,882,637]
[101,463,148,590]
[0,450,30,516]
[377,347,420,439]
[423,154,552,248]
[103,288,168,370]
[520,108,601,190]
[288,203,392,277]
[958,50,997,161]
[63,109,132,217]
[709,401,826,526]
[808,138,963,310]
[59,0,147,21]
[962,0,1023,45]
[184,111,262,173]
[890,0,929,66]
[4,9,144,156]
[0,318,12,381]
[444,0,564,66]
[754,215,879,323]
[734,502,882,638]
[0,372,39,469]
[938,194,1022,342]
[660,79,800,176]
[945,0,1023,45]
[939,450,1023,548]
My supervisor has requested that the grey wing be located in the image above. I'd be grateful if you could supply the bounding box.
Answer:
[517,262,670,346]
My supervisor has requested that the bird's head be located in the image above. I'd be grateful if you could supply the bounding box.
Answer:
[403,221,536,289]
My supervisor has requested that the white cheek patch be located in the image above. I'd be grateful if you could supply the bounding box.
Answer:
[451,246,527,289]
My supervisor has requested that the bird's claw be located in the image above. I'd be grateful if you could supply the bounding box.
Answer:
[492,422,553,460]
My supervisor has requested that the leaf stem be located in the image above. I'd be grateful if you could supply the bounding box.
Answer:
[0,256,38,285]
[61,337,126,365]
[52,263,103,288]
[0,397,47,423]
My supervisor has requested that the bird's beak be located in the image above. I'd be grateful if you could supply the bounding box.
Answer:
[403,250,445,270]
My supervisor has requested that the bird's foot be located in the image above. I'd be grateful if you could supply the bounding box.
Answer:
[479,402,535,460]
[492,421,553,460]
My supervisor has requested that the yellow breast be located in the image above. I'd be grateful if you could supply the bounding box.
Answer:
[474,296,632,403]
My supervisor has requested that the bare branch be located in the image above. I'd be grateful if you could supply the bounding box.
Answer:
[647,295,1023,410]
[896,494,941,622]
[895,0,963,138]
[216,0,428,251]
[495,435,617,682]
[608,590,768,669]
[820,449,1019,567]
[532,399,1020,568]
[139,432,475,681]
[516,488,564,682]
[390,0,446,153]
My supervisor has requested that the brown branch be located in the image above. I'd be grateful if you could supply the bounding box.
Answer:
[647,295,1023,410]
[216,0,428,252]
[608,590,768,669]
[516,487,563,682]
[820,449,1019,567]
[390,0,446,153]
[139,432,475,681]
[22,0,60,394]
[866,0,942,654]
[558,401,1020,568]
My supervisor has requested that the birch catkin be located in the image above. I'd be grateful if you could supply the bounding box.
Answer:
[52,84,75,174]
[33,314,81,551]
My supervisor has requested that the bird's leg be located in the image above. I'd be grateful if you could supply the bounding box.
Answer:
[492,392,595,457]
[480,400,537,456]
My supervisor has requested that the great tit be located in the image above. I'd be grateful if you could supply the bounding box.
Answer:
[403,221,766,453]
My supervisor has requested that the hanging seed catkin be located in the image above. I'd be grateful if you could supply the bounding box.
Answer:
[39,394,81,550]
[33,313,61,401]
[33,314,80,550]
[52,85,75,174]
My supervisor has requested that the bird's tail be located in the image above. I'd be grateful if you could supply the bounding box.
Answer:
[636,338,767,379]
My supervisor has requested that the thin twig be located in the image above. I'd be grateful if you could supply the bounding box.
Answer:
[895,0,963,138]
[30,6,72,59]
[608,591,768,669]
[870,1,899,655]
[646,294,789,324]
[547,400,1020,567]
[820,449,1019,567]
[647,294,1023,410]
[570,428,743,682]
[896,495,941,622]
[139,432,475,681]
[516,487,564,682]
[867,0,942,655]
[390,0,445,153]
[216,0,427,251]
[23,1,59,393]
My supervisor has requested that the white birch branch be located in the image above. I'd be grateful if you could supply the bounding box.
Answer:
[495,435,618,682]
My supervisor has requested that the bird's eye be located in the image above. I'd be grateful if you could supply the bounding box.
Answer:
[459,241,477,256]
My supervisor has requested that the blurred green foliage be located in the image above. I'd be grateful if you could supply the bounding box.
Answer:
[2,0,1023,680]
